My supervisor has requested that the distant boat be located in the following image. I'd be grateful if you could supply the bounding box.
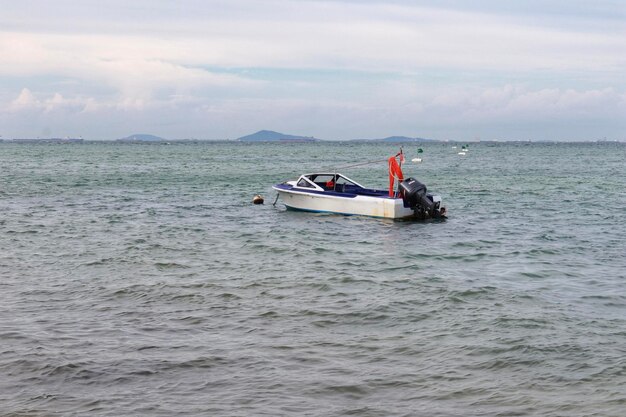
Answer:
[458,152,466,156]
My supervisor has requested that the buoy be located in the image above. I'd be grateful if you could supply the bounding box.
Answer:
[458,151,466,156]
[252,194,264,204]
[417,148,423,153]
[412,157,422,163]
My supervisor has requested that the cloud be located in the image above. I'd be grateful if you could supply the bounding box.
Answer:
[0,1,624,140]
[8,88,97,114]
[9,88,39,111]
[0,31,262,103]
[2,2,625,75]
[417,84,626,127]
[2,83,625,140]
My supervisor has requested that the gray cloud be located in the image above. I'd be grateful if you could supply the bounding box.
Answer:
[1,0,624,140]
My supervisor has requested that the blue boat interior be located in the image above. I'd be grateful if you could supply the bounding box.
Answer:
[274,173,393,199]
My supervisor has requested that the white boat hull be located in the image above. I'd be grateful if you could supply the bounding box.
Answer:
[273,187,418,219]
[272,172,445,219]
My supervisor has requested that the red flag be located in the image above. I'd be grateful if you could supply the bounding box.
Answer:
[388,156,404,197]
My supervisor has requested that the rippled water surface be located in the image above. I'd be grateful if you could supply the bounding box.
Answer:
[1,141,625,416]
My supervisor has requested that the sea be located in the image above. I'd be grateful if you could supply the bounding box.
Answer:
[1,140,625,416]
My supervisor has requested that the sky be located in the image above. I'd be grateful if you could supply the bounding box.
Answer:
[1,0,625,141]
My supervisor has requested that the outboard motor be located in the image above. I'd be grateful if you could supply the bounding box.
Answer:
[399,177,435,216]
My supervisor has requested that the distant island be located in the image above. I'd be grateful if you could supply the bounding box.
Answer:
[352,136,437,143]
[237,130,319,142]
[117,134,166,142]
[11,138,84,143]
[3,131,617,144]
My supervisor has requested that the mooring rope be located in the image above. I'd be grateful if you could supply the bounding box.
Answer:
[328,158,389,171]
[327,148,403,172]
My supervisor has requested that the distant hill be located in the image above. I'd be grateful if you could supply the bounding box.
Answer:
[117,134,166,142]
[381,136,435,142]
[350,135,436,143]
[237,130,319,142]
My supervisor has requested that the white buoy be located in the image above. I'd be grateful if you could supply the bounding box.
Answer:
[458,151,466,156]
[411,157,422,163]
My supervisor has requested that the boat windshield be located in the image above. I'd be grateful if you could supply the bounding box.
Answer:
[305,174,362,190]
[296,177,316,188]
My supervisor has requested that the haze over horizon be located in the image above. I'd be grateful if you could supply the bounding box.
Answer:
[1,0,625,141]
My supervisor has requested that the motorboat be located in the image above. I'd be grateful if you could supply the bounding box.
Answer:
[272,153,446,219]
